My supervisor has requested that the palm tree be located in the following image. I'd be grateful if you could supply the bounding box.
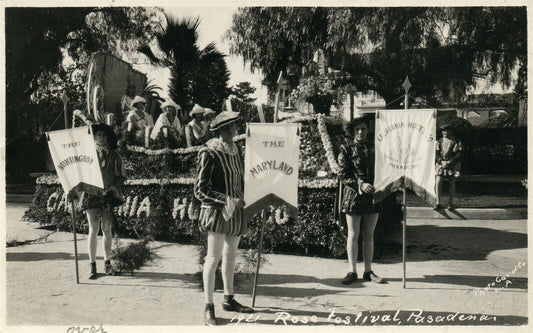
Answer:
[138,15,230,112]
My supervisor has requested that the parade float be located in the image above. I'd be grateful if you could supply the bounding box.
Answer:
[23,54,402,259]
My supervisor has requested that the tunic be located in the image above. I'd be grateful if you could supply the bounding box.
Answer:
[435,137,463,178]
[337,140,381,215]
[194,138,247,236]
[84,147,127,210]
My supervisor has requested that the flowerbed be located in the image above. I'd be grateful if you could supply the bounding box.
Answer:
[24,116,402,258]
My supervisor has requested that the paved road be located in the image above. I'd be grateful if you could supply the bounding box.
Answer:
[3,203,529,330]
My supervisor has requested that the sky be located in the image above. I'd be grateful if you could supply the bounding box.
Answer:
[134,7,269,105]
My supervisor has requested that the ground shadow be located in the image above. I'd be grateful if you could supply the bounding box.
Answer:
[6,252,89,261]
[132,271,197,284]
[233,271,527,297]
[447,208,467,220]
[374,225,527,263]
[386,275,527,289]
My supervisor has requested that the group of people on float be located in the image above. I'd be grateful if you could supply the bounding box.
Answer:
[84,100,462,325]
[119,84,216,148]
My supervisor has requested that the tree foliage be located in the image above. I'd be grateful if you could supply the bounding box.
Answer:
[5,7,159,181]
[226,7,526,108]
[231,81,257,104]
[139,15,230,111]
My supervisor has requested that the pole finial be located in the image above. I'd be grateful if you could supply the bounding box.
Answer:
[402,76,412,92]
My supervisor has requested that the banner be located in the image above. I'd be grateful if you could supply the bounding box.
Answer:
[47,126,104,196]
[244,123,300,220]
[373,109,437,205]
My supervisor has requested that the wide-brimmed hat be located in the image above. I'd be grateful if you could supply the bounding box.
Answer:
[344,111,368,135]
[189,104,205,117]
[91,123,118,149]
[131,96,147,106]
[160,99,181,110]
[204,108,216,116]
[210,111,240,131]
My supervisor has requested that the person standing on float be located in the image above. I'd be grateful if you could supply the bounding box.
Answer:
[194,111,254,326]
[185,104,206,147]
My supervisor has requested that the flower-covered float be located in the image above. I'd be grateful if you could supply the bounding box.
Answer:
[23,114,401,258]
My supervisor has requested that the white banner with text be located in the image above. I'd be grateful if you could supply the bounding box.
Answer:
[47,126,104,196]
[244,123,300,220]
[373,109,437,205]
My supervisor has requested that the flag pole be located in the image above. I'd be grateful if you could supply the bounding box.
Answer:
[71,200,80,284]
[62,91,79,284]
[401,77,411,289]
[251,209,266,307]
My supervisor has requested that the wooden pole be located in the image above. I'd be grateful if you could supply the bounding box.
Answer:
[251,209,266,307]
[402,76,411,289]
[62,91,79,284]
[274,92,280,123]
[71,201,80,284]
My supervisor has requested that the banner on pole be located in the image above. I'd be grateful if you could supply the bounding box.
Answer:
[373,109,437,205]
[47,126,104,196]
[244,123,300,220]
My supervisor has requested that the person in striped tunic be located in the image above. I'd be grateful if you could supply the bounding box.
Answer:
[194,111,253,325]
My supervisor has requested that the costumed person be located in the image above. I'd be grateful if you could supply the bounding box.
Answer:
[126,96,154,140]
[335,114,384,285]
[150,99,184,146]
[435,124,463,209]
[194,111,253,326]
[84,123,126,279]
[185,104,206,147]
[201,108,216,142]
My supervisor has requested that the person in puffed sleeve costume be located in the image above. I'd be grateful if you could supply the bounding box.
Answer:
[336,115,384,285]
[83,123,127,279]
[435,124,463,209]
[194,111,253,326]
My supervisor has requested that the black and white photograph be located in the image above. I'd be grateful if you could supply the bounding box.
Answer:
[2,1,530,331]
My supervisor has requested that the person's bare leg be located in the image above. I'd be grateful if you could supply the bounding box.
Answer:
[448,178,456,208]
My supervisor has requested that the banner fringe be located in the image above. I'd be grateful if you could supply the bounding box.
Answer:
[374,177,436,206]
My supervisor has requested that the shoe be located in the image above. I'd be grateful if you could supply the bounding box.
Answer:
[342,272,358,285]
[363,271,384,284]
[447,203,454,210]
[434,204,442,210]
[222,296,255,313]
[105,260,116,275]
[88,262,97,280]
[204,303,217,326]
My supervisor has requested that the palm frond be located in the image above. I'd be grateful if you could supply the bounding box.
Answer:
[137,45,161,65]
[198,42,226,66]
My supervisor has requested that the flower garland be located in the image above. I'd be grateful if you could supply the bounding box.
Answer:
[126,178,195,186]
[37,175,337,189]
[125,134,246,156]
[298,178,337,188]
[316,114,340,174]
[36,176,196,186]
[126,145,202,155]
[281,114,317,124]
[47,192,60,212]
[37,174,62,185]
